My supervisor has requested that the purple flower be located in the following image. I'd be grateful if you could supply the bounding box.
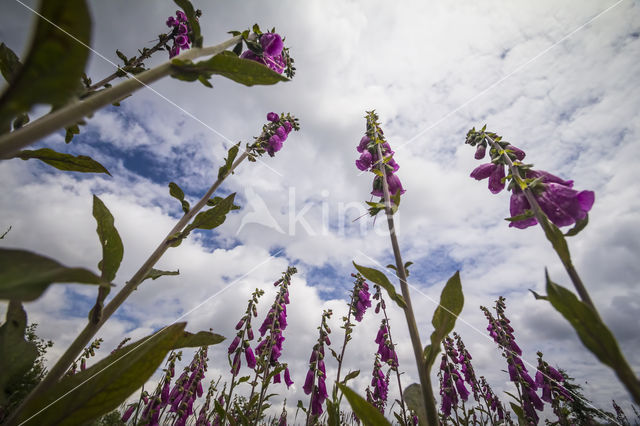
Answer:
[273,372,281,383]
[235,318,245,330]
[267,112,279,122]
[231,351,241,375]
[470,163,497,180]
[284,366,294,388]
[506,144,526,160]
[356,151,373,171]
[303,369,315,394]
[245,346,256,369]
[260,33,284,57]
[455,378,470,401]
[508,192,537,229]
[283,121,292,133]
[177,23,188,35]
[175,34,189,48]
[176,11,187,22]
[475,144,486,159]
[228,335,241,354]
[121,405,136,422]
[276,126,287,140]
[387,173,406,196]
[267,135,284,156]
[161,382,170,403]
[357,136,370,153]
[166,16,178,27]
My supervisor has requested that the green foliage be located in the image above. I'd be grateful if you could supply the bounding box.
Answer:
[422,271,463,371]
[168,182,190,213]
[173,330,225,348]
[337,383,392,426]
[540,216,572,266]
[0,302,39,407]
[352,262,407,309]
[15,323,223,425]
[171,51,289,87]
[218,142,240,180]
[184,192,238,233]
[142,268,179,282]
[0,0,91,132]
[564,214,589,237]
[0,248,106,301]
[93,195,123,283]
[403,384,426,426]
[15,148,111,175]
[546,272,640,401]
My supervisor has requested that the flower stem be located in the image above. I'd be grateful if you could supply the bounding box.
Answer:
[0,35,241,159]
[7,150,248,424]
[374,143,439,426]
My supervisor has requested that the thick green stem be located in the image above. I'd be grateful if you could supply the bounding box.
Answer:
[375,142,439,426]
[7,151,248,425]
[0,36,241,159]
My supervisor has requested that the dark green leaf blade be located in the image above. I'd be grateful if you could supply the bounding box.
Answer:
[92,195,123,283]
[143,268,179,282]
[423,271,463,371]
[337,383,392,426]
[545,271,639,395]
[509,402,528,426]
[352,262,407,309]
[564,214,589,237]
[342,369,360,384]
[168,182,190,213]
[15,148,111,175]
[171,51,289,87]
[0,301,38,405]
[16,323,188,425]
[185,192,237,233]
[173,330,225,348]
[218,142,240,180]
[403,384,427,426]
[0,248,106,301]
[0,0,91,131]
[0,42,22,83]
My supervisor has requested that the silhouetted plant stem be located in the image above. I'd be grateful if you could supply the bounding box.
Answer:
[375,141,439,425]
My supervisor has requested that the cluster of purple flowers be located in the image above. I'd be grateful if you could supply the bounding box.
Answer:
[241,32,287,74]
[467,127,594,229]
[536,352,572,422]
[167,347,208,426]
[349,273,372,322]
[227,288,263,377]
[303,309,333,417]
[265,112,294,156]
[366,356,390,413]
[357,111,405,199]
[439,337,470,418]
[482,297,544,424]
[374,321,398,367]
[165,11,193,58]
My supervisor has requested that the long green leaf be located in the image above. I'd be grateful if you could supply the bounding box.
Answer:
[0,0,91,131]
[0,248,106,301]
[337,383,392,426]
[185,192,237,233]
[218,142,240,180]
[352,262,407,309]
[169,182,190,213]
[546,271,640,402]
[0,301,38,405]
[16,323,197,425]
[0,43,22,84]
[15,148,111,175]
[403,384,427,426]
[171,51,289,87]
[423,271,463,371]
[92,195,123,283]
[173,330,225,348]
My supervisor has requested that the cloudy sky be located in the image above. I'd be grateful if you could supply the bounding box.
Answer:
[1,0,639,422]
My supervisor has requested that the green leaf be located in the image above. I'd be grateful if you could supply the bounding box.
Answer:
[171,51,289,87]
[15,148,111,175]
[403,384,427,426]
[504,210,534,222]
[218,142,240,180]
[143,268,179,282]
[509,402,528,426]
[326,399,340,426]
[564,214,589,237]
[342,369,360,384]
[352,262,407,309]
[337,383,392,426]
[173,0,202,48]
[168,182,190,213]
[540,216,572,266]
[296,399,307,413]
[423,271,463,371]
[546,272,638,382]
[528,289,548,301]
[16,323,193,425]
[0,0,91,131]
[185,193,237,233]
[92,195,123,283]
[172,330,225,348]
[0,42,22,83]
[0,301,38,405]
[0,248,106,301]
